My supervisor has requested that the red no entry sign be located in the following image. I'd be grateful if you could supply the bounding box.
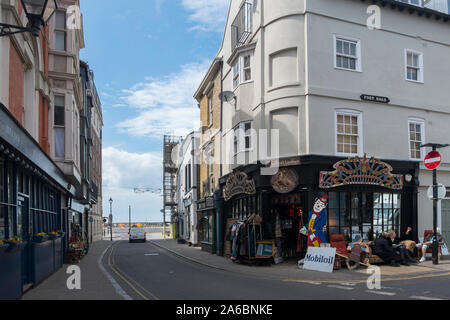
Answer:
[424,151,442,170]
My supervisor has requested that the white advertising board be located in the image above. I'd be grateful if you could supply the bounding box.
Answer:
[303,247,336,273]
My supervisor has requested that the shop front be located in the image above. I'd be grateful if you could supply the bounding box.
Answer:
[0,104,71,299]
[197,196,216,253]
[219,155,419,264]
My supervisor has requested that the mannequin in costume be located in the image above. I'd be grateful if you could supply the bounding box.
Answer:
[301,195,328,247]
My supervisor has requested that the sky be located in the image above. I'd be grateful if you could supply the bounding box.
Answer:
[79,0,230,223]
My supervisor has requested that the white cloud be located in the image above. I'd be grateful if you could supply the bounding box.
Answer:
[181,0,230,32]
[103,147,162,190]
[102,147,164,222]
[117,61,208,138]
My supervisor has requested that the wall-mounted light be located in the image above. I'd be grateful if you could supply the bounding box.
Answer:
[405,174,413,183]
[0,0,58,37]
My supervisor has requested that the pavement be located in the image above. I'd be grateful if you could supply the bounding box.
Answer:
[150,239,450,283]
[22,240,123,300]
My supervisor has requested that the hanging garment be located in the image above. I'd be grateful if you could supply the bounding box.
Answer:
[297,219,303,253]
[275,213,282,238]
[230,222,242,261]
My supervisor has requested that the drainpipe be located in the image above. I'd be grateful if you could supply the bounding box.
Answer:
[259,0,266,132]
[216,59,224,256]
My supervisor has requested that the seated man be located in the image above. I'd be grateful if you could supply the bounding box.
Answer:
[417,227,445,263]
[373,231,403,267]
[394,227,418,264]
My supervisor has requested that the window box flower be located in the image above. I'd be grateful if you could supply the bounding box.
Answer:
[5,237,25,253]
[48,232,59,240]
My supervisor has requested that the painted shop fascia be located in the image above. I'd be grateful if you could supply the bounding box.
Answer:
[217,154,419,262]
[0,103,88,299]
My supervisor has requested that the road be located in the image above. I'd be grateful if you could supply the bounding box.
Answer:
[102,240,450,300]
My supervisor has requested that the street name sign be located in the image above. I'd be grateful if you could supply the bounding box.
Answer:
[424,151,442,170]
[303,247,336,273]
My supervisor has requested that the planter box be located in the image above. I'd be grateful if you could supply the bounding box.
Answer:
[53,237,63,270]
[0,244,24,300]
[0,244,8,254]
[32,235,49,243]
[32,240,55,285]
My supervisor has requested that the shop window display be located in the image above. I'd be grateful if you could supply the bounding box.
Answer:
[327,191,401,242]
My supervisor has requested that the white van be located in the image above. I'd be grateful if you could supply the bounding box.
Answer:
[129,227,146,243]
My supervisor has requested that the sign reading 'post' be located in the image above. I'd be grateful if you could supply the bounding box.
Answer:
[303,247,336,273]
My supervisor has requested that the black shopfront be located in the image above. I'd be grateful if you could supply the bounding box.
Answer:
[0,104,72,299]
[219,155,419,262]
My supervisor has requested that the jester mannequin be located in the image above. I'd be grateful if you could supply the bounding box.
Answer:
[301,195,328,247]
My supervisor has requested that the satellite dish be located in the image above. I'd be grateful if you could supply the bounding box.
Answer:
[219,91,236,103]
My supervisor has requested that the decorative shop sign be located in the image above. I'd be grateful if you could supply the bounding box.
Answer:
[319,154,403,190]
[271,168,299,194]
[360,94,390,104]
[197,196,214,211]
[223,171,256,201]
[303,247,336,273]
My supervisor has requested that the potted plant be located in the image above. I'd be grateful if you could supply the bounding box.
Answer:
[6,237,24,252]
[32,232,49,243]
[0,239,8,254]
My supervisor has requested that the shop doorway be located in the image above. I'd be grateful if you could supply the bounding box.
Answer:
[18,194,32,290]
[271,193,305,260]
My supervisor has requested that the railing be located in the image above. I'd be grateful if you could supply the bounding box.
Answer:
[231,0,252,50]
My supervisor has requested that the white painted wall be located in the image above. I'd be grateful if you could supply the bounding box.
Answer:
[209,0,450,237]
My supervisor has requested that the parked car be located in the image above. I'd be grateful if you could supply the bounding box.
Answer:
[129,227,146,243]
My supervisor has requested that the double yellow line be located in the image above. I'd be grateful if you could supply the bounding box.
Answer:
[106,241,160,300]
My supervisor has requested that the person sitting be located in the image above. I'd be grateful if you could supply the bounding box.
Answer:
[417,227,445,263]
[373,231,403,267]
[393,227,418,264]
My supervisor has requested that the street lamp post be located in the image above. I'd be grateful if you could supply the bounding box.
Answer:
[0,0,59,37]
[109,198,113,242]
[421,143,449,265]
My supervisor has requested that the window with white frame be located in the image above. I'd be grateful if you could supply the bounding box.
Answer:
[54,95,65,158]
[405,50,423,82]
[232,51,253,89]
[233,121,253,154]
[408,119,425,160]
[334,36,361,72]
[336,111,362,155]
